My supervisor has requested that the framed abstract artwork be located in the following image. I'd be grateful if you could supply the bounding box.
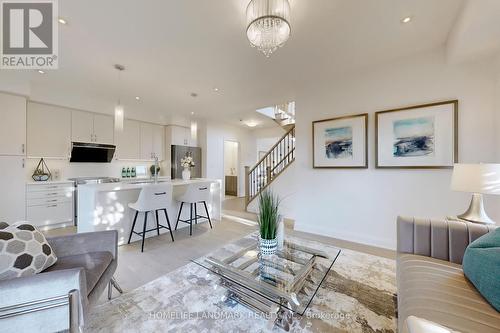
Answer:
[312,113,368,168]
[375,100,458,169]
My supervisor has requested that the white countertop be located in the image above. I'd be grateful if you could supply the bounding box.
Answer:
[26,180,75,185]
[78,178,220,192]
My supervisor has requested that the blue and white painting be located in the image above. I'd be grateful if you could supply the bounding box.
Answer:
[393,117,434,157]
[325,126,353,159]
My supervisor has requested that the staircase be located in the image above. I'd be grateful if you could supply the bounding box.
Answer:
[272,102,295,131]
[245,125,295,208]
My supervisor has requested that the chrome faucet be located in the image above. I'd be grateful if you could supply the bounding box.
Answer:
[153,154,159,183]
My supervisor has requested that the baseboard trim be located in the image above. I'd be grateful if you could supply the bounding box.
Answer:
[294,223,395,251]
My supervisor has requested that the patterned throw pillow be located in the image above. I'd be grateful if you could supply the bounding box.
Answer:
[0,222,57,280]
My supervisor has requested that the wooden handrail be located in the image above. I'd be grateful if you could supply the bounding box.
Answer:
[245,125,295,207]
[248,126,295,175]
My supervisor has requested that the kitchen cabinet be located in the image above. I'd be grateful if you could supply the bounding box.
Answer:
[165,125,192,172]
[26,182,74,228]
[140,123,164,160]
[0,156,26,222]
[93,114,114,144]
[71,110,93,142]
[72,110,114,144]
[152,124,165,161]
[0,93,26,156]
[225,176,237,196]
[166,125,197,147]
[27,102,71,158]
[115,119,141,159]
[140,122,154,160]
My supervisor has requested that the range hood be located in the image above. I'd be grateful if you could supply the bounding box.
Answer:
[70,142,116,163]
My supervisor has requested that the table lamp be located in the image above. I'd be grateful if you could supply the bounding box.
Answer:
[451,164,500,224]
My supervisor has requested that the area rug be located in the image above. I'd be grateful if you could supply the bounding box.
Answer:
[85,233,397,332]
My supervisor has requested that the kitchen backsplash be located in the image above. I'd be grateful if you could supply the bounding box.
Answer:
[25,158,169,181]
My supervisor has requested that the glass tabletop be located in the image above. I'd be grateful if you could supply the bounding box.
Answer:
[192,235,340,316]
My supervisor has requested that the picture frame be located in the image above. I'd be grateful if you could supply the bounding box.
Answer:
[312,113,368,168]
[375,100,458,169]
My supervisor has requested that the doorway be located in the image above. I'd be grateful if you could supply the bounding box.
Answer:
[223,140,239,198]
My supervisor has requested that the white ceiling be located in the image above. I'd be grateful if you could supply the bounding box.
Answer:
[0,0,467,126]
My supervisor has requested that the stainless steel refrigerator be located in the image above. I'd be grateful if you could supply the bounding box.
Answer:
[171,145,202,179]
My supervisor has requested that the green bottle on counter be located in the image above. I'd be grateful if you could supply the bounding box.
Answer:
[121,167,127,178]
[131,167,136,178]
[126,167,131,178]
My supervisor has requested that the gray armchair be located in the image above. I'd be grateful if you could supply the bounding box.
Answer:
[0,230,121,333]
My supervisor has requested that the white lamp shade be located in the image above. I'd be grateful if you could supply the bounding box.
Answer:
[114,105,124,132]
[451,164,500,195]
[190,121,197,141]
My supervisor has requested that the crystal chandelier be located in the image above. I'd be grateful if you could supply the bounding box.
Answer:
[246,0,291,57]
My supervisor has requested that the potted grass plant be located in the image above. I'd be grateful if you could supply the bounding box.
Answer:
[258,189,281,255]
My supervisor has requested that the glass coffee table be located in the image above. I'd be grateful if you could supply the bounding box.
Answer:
[192,234,340,329]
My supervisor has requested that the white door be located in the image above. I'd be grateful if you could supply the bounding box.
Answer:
[27,103,71,158]
[115,119,141,159]
[71,110,93,142]
[0,156,26,222]
[0,93,26,156]
[93,114,114,144]
[140,122,154,160]
[152,124,164,160]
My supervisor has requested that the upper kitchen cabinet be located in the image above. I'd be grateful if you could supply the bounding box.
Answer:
[140,122,154,160]
[115,119,141,159]
[93,114,114,145]
[0,93,26,156]
[71,110,93,142]
[152,124,165,160]
[27,102,71,158]
[71,110,114,145]
[140,122,165,160]
[166,125,197,147]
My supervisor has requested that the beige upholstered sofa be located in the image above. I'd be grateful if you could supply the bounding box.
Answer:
[397,216,500,333]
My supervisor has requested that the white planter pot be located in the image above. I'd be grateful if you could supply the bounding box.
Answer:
[259,237,278,255]
[182,167,191,180]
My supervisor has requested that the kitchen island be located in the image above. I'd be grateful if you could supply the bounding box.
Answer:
[77,178,222,245]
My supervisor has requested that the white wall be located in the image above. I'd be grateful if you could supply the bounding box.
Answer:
[199,120,256,197]
[287,48,500,250]
[252,126,285,161]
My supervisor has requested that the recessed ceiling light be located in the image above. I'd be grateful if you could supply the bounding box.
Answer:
[214,87,219,92]
[401,16,412,24]
[58,18,67,25]
[246,121,258,128]
[37,70,45,74]
[135,96,140,101]
[191,112,195,115]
